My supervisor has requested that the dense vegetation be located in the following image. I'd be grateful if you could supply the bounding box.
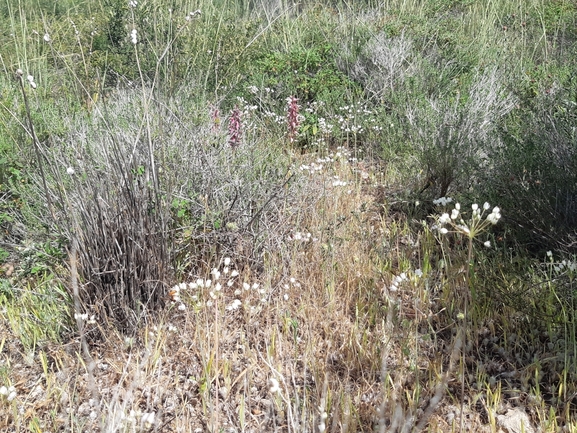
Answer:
[0,0,576,431]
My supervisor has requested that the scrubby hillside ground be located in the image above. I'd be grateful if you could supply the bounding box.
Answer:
[1,0,577,431]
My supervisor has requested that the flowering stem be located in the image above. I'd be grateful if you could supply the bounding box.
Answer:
[15,70,55,222]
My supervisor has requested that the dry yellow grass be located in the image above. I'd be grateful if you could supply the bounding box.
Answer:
[0,145,571,432]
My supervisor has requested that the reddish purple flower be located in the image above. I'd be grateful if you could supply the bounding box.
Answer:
[228,106,242,148]
[287,96,300,143]
[211,105,221,133]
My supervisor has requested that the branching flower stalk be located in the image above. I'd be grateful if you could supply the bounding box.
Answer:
[434,198,501,432]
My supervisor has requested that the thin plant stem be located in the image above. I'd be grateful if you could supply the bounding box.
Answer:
[15,70,55,222]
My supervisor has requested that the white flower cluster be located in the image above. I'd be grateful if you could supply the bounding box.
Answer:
[130,29,137,44]
[486,206,501,224]
[389,272,407,292]
[74,312,96,324]
[185,10,201,21]
[269,378,280,394]
[299,162,324,173]
[27,74,37,89]
[148,323,180,337]
[289,231,317,242]
[318,410,328,432]
[331,177,347,187]
[387,269,423,292]
[548,255,577,274]
[281,277,301,301]
[0,385,17,401]
[433,196,453,206]
[120,409,155,429]
[434,200,502,249]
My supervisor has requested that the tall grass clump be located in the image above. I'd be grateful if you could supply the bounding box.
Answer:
[18,86,295,332]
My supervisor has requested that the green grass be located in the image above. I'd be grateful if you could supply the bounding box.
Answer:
[0,0,577,431]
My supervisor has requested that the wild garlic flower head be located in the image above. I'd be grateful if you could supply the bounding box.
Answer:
[130,29,137,44]
[439,213,451,225]
[486,207,501,224]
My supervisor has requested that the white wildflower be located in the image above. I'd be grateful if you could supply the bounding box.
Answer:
[269,378,280,393]
[67,167,75,175]
[439,213,450,224]
[141,411,155,427]
[487,207,502,224]
[130,29,137,44]
[26,74,37,89]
